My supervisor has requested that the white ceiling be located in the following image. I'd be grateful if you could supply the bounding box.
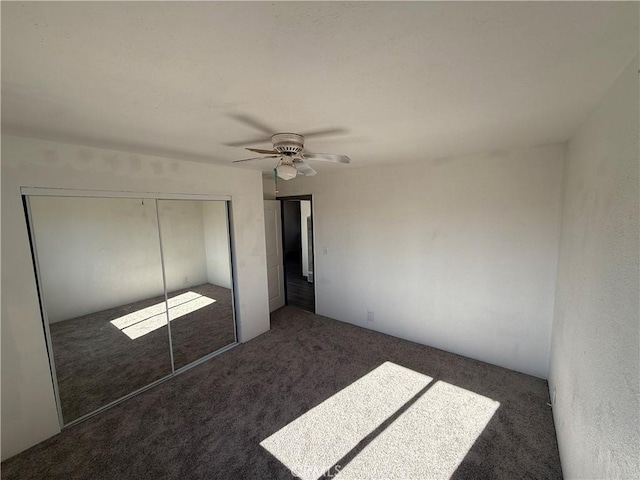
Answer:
[2,2,638,175]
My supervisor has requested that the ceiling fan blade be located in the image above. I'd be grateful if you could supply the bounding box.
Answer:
[223,135,274,147]
[294,159,317,176]
[302,152,351,163]
[299,127,349,139]
[232,156,278,163]
[229,114,276,135]
[246,147,280,155]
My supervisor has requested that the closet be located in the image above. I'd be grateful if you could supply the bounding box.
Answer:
[24,190,237,426]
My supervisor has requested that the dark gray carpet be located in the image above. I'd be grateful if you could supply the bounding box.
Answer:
[167,284,235,369]
[49,283,234,423]
[2,307,562,479]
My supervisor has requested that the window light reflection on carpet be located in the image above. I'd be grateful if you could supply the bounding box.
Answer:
[110,291,215,340]
[260,361,500,480]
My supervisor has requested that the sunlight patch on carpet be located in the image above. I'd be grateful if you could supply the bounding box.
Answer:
[260,362,432,480]
[110,292,215,339]
[335,381,500,479]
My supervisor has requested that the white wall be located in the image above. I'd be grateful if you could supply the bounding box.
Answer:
[300,200,311,279]
[157,199,208,292]
[203,201,232,289]
[263,175,277,200]
[1,135,270,460]
[278,145,564,378]
[548,54,639,479]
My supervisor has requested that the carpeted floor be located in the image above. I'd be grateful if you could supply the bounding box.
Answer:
[49,283,235,423]
[2,307,562,479]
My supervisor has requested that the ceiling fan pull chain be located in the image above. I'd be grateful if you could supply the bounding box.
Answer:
[274,167,279,194]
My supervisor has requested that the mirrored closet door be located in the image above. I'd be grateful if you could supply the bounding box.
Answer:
[25,193,237,426]
[157,200,235,370]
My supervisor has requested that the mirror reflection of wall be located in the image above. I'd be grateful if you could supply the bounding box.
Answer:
[28,196,173,424]
[26,194,237,426]
[157,200,235,369]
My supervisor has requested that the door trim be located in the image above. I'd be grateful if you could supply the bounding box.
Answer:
[20,187,231,202]
[264,200,286,312]
[277,194,316,314]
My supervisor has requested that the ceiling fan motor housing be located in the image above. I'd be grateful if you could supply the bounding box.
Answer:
[272,133,304,155]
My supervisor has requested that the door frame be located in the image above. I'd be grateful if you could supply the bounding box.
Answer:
[263,200,286,313]
[277,194,316,314]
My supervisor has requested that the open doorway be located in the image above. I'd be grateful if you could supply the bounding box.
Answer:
[279,196,315,312]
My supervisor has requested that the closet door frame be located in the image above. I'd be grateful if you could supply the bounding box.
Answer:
[22,187,238,428]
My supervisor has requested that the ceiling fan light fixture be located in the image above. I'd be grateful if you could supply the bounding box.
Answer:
[231,129,349,178]
[276,163,297,180]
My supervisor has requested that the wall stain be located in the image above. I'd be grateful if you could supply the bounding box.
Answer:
[129,155,142,172]
[102,154,120,172]
[77,148,93,163]
[151,161,164,176]
[432,156,452,167]
[43,149,60,165]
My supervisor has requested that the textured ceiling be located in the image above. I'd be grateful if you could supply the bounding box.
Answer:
[2,2,638,174]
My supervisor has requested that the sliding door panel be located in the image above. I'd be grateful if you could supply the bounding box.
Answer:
[157,200,236,369]
[27,196,172,424]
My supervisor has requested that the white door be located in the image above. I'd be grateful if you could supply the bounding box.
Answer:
[264,200,285,312]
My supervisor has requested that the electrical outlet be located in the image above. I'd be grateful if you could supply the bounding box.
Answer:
[552,387,557,406]
[323,247,329,255]
[367,311,374,322]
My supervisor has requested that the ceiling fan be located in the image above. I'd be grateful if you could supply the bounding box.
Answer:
[227,115,350,180]
[233,133,350,180]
